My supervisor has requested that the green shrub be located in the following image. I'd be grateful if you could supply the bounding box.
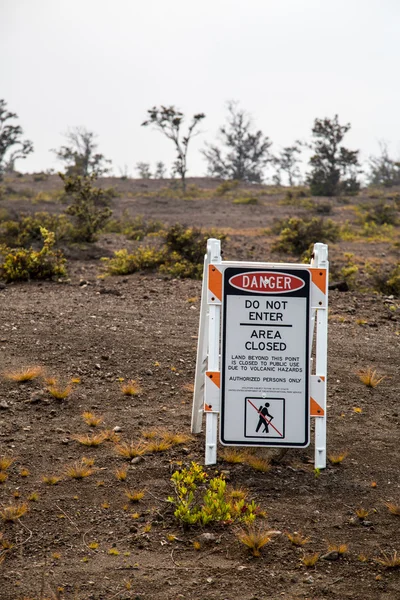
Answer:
[0,228,67,282]
[104,213,164,240]
[215,180,240,196]
[0,212,74,247]
[61,173,112,242]
[101,247,166,275]
[361,201,398,226]
[272,217,340,255]
[167,462,262,529]
[366,263,400,296]
[103,224,225,279]
[164,224,225,266]
[233,197,258,205]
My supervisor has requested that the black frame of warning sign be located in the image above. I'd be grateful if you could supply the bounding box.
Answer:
[221,266,311,447]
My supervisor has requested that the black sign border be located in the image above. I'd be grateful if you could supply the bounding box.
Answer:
[220,266,311,448]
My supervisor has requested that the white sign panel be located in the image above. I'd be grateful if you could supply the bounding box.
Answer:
[221,267,311,447]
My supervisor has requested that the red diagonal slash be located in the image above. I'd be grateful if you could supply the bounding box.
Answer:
[247,399,283,437]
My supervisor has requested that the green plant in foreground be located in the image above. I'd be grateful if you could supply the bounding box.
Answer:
[168,462,262,529]
[0,228,67,282]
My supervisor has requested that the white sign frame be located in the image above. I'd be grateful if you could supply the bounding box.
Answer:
[191,239,328,469]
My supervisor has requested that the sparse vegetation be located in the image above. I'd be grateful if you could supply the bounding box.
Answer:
[121,379,142,396]
[4,366,42,382]
[125,489,145,503]
[168,462,263,528]
[328,452,348,465]
[236,525,280,557]
[385,502,400,516]
[0,228,67,282]
[374,550,400,569]
[357,367,386,388]
[271,216,340,256]
[0,502,28,522]
[47,384,72,400]
[287,531,310,546]
[82,411,103,427]
[73,433,106,447]
[301,552,320,567]
[115,441,146,459]
[65,460,94,479]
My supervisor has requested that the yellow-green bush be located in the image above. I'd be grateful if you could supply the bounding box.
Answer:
[101,247,166,275]
[272,217,340,255]
[0,212,74,247]
[168,462,262,529]
[0,228,67,282]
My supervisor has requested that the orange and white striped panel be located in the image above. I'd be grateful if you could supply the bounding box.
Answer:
[204,370,220,413]
[309,267,327,309]
[310,374,325,417]
[207,264,222,305]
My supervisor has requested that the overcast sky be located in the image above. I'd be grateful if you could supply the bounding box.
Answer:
[1,0,399,179]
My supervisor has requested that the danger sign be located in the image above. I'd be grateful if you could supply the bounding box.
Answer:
[220,267,311,447]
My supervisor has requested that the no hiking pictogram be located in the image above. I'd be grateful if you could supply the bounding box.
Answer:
[245,397,285,439]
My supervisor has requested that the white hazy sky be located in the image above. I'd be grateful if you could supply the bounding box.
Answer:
[1,0,399,178]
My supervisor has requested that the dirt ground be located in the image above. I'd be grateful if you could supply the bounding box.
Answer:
[0,176,399,600]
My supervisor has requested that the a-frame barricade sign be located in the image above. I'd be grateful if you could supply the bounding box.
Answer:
[191,239,328,469]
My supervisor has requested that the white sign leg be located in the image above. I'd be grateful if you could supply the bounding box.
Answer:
[313,243,328,469]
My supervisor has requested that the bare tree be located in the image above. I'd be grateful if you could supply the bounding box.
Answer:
[154,161,166,179]
[53,127,111,176]
[202,102,272,183]
[0,99,33,177]
[142,106,205,191]
[273,144,302,186]
[136,162,152,179]
[367,142,400,187]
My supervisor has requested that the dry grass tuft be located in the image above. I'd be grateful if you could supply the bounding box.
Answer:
[121,380,141,396]
[0,472,8,484]
[141,429,158,440]
[81,456,95,467]
[47,384,72,400]
[245,454,271,473]
[328,452,348,464]
[43,375,57,386]
[0,502,28,522]
[227,486,248,501]
[101,429,121,443]
[160,431,192,446]
[115,441,146,459]
[182,382,195,393]
[287,531,310,547]
[27,492,39,502]
[82,412,103,427]
[385,502,400,516]
[220,448,246,464]
[356,508,369,520]
[301,552,320,567]
[125,489,145,503]
[145,440,172,454]
[0,456,15,471]
[42,475,61,485]
[357,367,386,388]
[73,433,106,447]
[236,526,280,557]
[4,366,42,382]
[65,461,94,479]
[375,550,400,569]
[20,468,30,477]
[328,543,348,555]
[115,468,128,481]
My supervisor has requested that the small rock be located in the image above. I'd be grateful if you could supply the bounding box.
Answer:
[95,364,101,370]
[61,439,70,445]
[362,520,373,527]
[199,532,217,543]
[348,517,358,526]
[113,426,122,432]
[0,282,6,290]
[146,369,153,376]
[303,576,314,584]
[131,456,145,465]
[101,355,109,361]
[0,401,9,410]
[321,551,339,561]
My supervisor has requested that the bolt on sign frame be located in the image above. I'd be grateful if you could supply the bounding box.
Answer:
[191,238,328,468]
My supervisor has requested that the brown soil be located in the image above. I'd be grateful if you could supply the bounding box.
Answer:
[0,176,399,599]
